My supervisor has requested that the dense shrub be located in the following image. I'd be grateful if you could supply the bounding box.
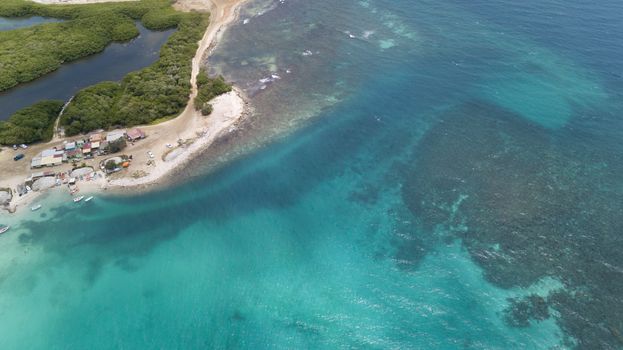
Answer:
[0,100,64,145]
[106,138,127,153]
[195,69,232,115]
[141,8,182,29]
[200,103,214,116]
[105,159,117,170]
[61,82,122,136]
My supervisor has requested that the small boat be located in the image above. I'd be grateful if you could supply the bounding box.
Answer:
[85,196,94,202]
[73,196,84,203]
[0,225,9,234]
[31,204,42,211]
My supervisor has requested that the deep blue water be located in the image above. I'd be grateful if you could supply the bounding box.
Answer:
[0,22,173,119]
[1,0,623,348]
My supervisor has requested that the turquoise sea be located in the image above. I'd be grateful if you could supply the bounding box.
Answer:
[1,0,623,348]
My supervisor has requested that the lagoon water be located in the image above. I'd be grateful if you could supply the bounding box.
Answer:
[0,16,60,31]
[0,22,173,119]
[1,0,623,348]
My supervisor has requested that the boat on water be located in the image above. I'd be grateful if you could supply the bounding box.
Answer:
[85,196,94,202]
[0,225,9,234]
[31,204,42,211]
[73,196,84,203]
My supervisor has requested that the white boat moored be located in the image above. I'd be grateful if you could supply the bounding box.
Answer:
[31,204,42,211]
[85,196,94,202]
[73,196,85,203]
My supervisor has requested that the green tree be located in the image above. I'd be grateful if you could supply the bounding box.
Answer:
[105,159,117,170]
[106,138,127,153]
[194,70,232,114]
[200,103,213,116]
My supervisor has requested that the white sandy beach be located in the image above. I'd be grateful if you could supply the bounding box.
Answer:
[109,89,247,188]
[1,0,248,213]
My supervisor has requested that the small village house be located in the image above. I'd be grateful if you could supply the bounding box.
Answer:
[106,130,126,143]
[65,142,76,151]
[89,133,103,143]
[31,149,65,168]
[126,128,146,142]
[90,133,103,150]
[82,143,92,155]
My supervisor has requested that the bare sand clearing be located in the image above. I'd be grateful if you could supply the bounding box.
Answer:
[1,0,248,213]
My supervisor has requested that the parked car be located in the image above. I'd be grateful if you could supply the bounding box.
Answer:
[19,144,28,149]
[12,145,17,150]
[13,154,24,161]
[147,151,155,159]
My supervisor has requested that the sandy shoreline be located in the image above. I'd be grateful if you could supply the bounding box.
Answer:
[1,0,248,214]
[109,88,248,189]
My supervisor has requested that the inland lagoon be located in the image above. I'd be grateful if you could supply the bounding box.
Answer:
[0,23,173,119]
[1,0,623,348]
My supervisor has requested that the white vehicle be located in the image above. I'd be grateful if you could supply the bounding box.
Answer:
[166,144,173,149]
[19,144,28,149]
[147,151,155,159]
[12,145,17,150]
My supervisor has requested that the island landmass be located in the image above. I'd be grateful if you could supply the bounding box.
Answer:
[0,0,248,213]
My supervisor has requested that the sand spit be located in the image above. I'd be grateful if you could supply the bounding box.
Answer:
[109,89,247,188]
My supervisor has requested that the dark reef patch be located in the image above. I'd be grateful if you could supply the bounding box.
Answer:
[504,294,550,328]
[401,101,623,349]
[348,182,381,206]
[393,235,429,272]
[231,310,246,322]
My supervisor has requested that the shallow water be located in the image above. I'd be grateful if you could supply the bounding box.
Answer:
[1,0,623,348]
[0,23,173,119]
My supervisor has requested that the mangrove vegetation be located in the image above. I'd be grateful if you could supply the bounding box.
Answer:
[0,0,185,92]
[60,10,209,135]
[0,0,234,142]
[0,100,64,145]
